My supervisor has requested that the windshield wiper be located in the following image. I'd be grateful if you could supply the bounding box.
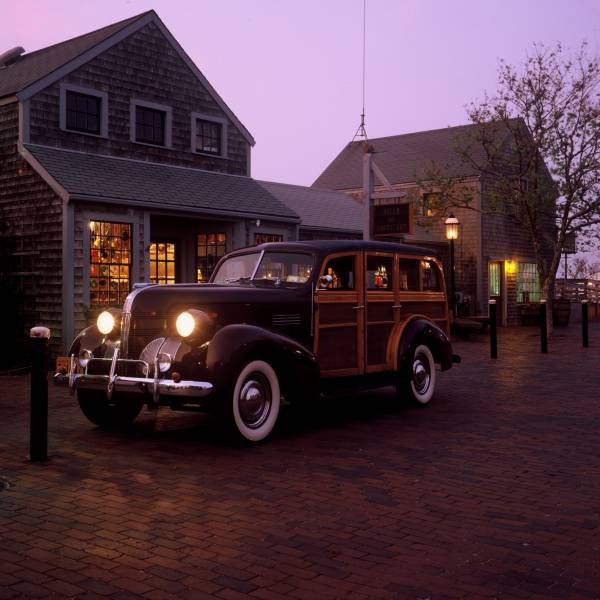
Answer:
[224,276,252,284]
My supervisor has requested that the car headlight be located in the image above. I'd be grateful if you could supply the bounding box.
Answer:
[175,309,213,340]
[97,311,115,335]
[176,311,196,337]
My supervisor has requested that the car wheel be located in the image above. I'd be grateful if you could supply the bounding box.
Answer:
[397,344,436,405]
[78,390,144,428]
[230,360,280,443]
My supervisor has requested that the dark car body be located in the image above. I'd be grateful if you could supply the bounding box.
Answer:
[56,240,457,440]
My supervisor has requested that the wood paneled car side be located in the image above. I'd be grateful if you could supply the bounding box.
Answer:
[55,240,459,443]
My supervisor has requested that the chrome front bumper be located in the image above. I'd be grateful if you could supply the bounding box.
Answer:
[54,351,213,402]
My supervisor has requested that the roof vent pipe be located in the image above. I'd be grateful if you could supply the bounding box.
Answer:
[0,46,25,68]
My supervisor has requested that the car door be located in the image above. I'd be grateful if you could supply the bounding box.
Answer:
[314,252,364,376]
[364,252,398,372]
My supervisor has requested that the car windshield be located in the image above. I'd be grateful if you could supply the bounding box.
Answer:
[212,251,314,286]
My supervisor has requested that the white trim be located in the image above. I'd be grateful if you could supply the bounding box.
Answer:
[18,142,69,201]
[130,98,172,148]
[59,83,108,138]
[62,202,75,353]
[190,112,227,158]
[81,209,140,307]
[15,11,254,146]
[246,143,251,177]
[151,15,255,146]
[16,13,154,101]
[18,99,30,143]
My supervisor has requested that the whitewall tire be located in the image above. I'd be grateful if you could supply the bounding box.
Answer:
[398,344,436,405]
[231,360,280,442]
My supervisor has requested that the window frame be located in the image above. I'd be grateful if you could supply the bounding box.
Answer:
[255,232,284,245]
[196,232,227,283]
[517,262,541,303]
[88,220,132,306]
[59,84,108,138]
[191,112,228,158]
[149,241,177,285]
[130,99,172,148]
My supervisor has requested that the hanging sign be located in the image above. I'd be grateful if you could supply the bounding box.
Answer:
[372,199,412,236]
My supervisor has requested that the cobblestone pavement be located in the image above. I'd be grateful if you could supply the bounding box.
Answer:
[0,324,599,600]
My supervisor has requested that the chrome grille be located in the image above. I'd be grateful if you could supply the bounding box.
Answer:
[272,314,302,327]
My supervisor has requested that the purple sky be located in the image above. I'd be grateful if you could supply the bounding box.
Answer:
[2,0,599,188]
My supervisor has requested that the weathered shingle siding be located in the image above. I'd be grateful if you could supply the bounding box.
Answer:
[28,21,249,175]
[0,102,64,355]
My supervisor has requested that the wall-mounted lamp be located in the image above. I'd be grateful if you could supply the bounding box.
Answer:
[255,219,261,227]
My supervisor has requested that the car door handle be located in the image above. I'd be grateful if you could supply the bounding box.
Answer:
[392,304,402,309]
[352,304,365,310]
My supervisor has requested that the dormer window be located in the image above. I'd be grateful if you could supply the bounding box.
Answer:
[130,99,172,148]
[191,113,227,158]
[59,84,108,137]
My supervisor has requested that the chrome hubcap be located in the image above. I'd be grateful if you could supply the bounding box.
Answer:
[412,355,431,395]
[238,374,271,429]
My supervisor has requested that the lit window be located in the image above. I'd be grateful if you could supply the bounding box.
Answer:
[489,263,501,296]
[421,260,441,291]
[366,255,393,290]
[150,242,176,284]
[89,221,131,306]
[255,233,283,245]
[197,233,226,282]
[517,263,541,303]
[422,193,441,217]
[196,119,223,155]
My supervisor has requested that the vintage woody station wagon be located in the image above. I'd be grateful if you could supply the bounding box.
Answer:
[55,241,459,442]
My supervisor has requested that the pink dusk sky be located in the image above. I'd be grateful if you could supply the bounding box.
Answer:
[1,0,599,187]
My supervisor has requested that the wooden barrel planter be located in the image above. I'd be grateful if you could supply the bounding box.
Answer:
[553,298,571,326]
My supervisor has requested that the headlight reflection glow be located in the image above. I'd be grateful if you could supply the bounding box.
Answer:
[176,311,196,337]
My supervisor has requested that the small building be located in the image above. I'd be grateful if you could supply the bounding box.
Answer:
[0,11,357,357]
[314,125,554,325]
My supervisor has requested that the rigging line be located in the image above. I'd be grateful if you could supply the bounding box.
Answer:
[353,0,368,142]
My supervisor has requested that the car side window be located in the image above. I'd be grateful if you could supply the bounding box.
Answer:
[321,255,355,290]
[399,259,420,291]
[421,260,441,291]
[366,255,393,290]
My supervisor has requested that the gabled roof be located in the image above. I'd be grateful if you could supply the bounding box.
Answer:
[0,10,254,145]
[313,123,492,190]
[257,180,363,233]
[0,12,149,98]
[22,144,298,222]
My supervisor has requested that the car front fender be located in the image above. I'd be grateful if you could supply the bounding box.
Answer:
[205,324,320,402]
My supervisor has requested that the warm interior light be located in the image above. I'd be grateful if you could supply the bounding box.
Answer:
[89,220,95,231]
[505,259,517,275]
[176,311,196,337]
[97,311,115,335]
[445,214,459,240]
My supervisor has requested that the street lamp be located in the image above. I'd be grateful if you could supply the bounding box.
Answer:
[445,214,459,320]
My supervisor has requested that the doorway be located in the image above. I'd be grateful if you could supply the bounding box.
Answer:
[488,261,504,325]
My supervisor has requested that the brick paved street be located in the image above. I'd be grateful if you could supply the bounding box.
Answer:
[1,324,599,600]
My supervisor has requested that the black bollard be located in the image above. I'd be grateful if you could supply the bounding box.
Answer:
[29,326,50,462]
[540,300,548,354]
[582,300,589,348]
[489,299,498,359]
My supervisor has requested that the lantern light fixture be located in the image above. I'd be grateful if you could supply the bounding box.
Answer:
[445,214,459,240]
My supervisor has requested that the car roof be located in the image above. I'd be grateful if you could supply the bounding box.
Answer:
[232,240,440,257]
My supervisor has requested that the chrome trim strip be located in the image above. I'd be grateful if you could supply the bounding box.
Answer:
[106,347,120,400]
[54,372,213,398]
[250,250,265,280]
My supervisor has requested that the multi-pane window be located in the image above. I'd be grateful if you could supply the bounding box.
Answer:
[135,105,165,146]
[149,242,176,284]
[66,91,101,135]
[255,233,283,245]
[196,119,223,155]
[197,233,226,282]
[89,221,131,306]
[421,193,441,217]
[517,262,541,303]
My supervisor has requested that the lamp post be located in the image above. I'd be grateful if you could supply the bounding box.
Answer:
[445,214,459,320]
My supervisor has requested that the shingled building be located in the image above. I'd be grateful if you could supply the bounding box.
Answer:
[0,11,361,357]
[314,125,554,325]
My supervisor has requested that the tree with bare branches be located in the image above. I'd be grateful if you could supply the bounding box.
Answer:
[421,43,600,331]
